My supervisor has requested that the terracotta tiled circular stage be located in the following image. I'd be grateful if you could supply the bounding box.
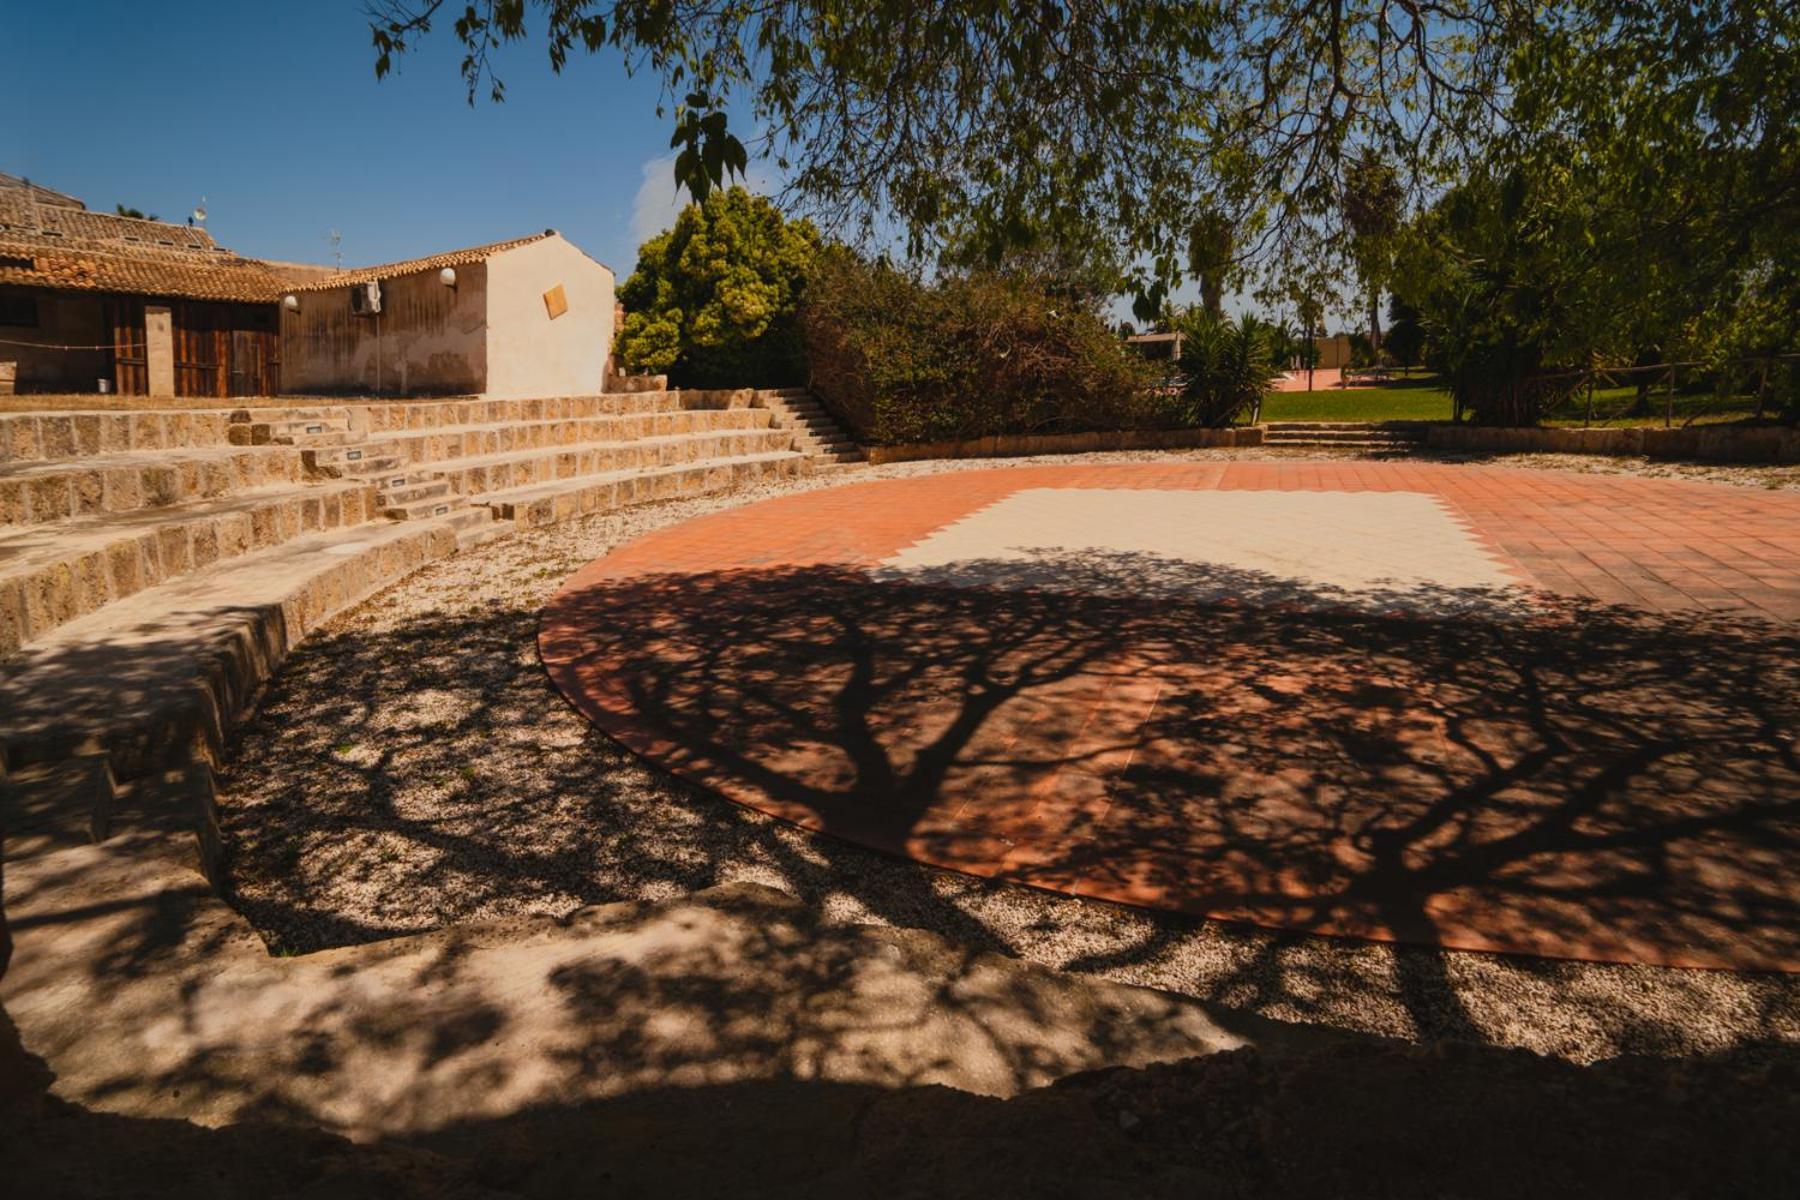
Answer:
[541,462,1800,970]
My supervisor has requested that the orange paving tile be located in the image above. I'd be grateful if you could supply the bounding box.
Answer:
[542,463,1800,969]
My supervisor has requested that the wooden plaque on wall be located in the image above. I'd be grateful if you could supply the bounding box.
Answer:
[543,284,568,320]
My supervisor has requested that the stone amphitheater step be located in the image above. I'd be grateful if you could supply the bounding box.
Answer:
[479,449,808,528]
[0,516,463,794]
[0,444,308,526]
[428,427,802,497]
[0,408,241,463]
[1260,422,1430,450]
[0,478,381,654]
[350,390,744,435]
[366,408,778,467]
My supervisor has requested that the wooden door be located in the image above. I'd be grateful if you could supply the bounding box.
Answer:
[173,302,229,398]
[104,297,148,395]
[230,328,280,396]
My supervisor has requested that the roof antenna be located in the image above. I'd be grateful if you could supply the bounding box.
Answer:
[326,229,342,270]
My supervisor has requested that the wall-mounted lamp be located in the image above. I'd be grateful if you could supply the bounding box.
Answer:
[439,267,457,289]
[282,294,300,311]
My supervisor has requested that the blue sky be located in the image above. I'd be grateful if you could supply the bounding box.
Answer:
[3,1,699,273]
[6,1,1251,325]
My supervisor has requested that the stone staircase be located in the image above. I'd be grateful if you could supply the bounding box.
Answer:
[0,384,824,855]
[1259,422,1430,453]
[238,409,501,549]
[755,388,867,467]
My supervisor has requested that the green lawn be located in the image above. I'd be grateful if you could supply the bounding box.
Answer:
[1247,377,1764,426]
[1541,385,1761,427]
[1249,377,1454,424]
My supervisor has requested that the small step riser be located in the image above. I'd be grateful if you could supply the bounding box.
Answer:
[0,754,117,860]
[236,419,355,447]
[378,481,452,508]
[304,451,405,479]
[385,497,464,521]
[0,486,380,654]
[487,456,807,529]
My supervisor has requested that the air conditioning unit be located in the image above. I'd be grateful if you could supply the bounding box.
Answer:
[349,280,383,315]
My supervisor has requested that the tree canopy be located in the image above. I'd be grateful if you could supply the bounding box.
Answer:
[367,2,1529,292]
[371,2,1799,390]
[615,186,820,387]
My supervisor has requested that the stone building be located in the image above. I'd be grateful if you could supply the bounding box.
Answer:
[0,173,296,397]
[0,173,616,399]
[277,232,615,398]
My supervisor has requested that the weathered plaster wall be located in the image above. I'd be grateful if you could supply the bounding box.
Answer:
[280,264,488,396]
[0,288,109,393]
[484,235,613,398]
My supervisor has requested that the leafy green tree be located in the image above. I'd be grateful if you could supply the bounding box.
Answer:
[1340,151,1403,358]
[373,1,1798,415]
[615,187,821,387]
[1383,296,1424,369]
[113,204,157,221]
[1169,311,1281,428]
[798,248,1157,444]
[367,1,1526,302]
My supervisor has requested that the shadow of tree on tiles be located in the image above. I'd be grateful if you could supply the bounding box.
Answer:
[213,552,1800,1057]
[539,553,1800,975]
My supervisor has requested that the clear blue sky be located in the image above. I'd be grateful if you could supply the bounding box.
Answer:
[3,1,696,274]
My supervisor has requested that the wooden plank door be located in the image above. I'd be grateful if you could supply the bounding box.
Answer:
[230,328,281,396]
[173,302,228,398]
[104,297,148,395]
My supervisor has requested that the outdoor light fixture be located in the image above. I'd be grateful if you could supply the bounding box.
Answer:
[439,267,457,288]
[282,294,299,311]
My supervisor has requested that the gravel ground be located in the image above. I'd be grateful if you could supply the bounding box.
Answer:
[219,447,1800,1065]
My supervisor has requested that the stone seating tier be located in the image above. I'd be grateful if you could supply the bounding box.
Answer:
[0,478,378,653]
[1,388,846,835]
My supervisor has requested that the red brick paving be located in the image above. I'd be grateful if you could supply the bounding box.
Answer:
[543,463,1800,969]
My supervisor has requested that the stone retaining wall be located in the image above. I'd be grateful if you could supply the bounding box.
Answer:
[866,426,1258,465]
[1425,423,1800,463]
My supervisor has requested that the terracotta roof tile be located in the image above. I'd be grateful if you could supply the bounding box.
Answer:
[0,190,220,254]
[286,232,556,292]
[0,242,291,303]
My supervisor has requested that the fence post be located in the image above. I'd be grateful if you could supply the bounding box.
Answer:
[1664,365,1675,429]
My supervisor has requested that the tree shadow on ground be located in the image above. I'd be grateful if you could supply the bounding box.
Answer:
[542,553,1799,972]
[215,551,1800,1055]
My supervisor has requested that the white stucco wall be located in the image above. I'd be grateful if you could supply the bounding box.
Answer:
[483,234,614,398]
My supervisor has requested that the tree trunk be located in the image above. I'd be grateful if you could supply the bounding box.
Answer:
[1369,289,1382,359]
[1201,273,1223,320]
